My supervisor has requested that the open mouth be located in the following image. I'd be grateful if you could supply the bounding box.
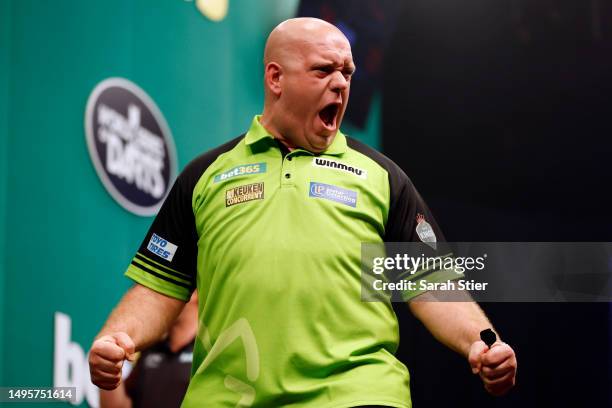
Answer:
[318,103,340,130]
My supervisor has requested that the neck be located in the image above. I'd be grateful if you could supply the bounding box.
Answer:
[260,108,298,150]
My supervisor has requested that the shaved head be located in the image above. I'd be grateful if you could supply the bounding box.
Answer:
[264,18,347,66]
[260,18,355,153]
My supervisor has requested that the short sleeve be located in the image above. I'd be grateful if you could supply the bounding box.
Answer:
[384,168,446,244]
[124,135,245,301]
[384,167,462,300]
[344,137,462,300]
[124,170,198,301]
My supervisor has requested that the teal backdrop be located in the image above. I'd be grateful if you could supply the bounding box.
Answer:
[0,1,381,406]
[0,0,10,390]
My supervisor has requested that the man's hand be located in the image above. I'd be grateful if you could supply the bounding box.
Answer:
[468,340,517,396]
[89,332,136,390]
[87,284,187,390]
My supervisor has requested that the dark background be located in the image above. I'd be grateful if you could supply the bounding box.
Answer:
[382,1,612,407]
[300,0,611,406]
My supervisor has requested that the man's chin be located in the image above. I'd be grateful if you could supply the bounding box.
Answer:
[308,133,334,153]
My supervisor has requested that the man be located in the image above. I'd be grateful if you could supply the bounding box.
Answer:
[89,18,517,407]
[99,292,198,408]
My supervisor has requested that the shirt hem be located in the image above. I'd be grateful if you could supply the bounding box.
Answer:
[125,266,191,301]
[323,399,410,408]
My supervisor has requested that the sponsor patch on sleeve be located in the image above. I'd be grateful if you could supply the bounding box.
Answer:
[415,214,437,250]
[147,233,178,261]
[309,182,357,207]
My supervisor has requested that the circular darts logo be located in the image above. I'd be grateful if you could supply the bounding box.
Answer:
[85,78,177,216]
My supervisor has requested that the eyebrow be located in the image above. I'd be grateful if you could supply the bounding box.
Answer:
[312,61,356,74]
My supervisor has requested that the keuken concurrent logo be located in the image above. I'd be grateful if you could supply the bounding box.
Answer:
[85,78,177,216]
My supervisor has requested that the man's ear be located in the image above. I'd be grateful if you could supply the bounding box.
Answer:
[265,62,282,96]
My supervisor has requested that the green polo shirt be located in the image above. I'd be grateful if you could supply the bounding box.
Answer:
[125,116,457,407]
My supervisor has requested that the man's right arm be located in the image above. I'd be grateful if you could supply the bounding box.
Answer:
[88,284,186,390]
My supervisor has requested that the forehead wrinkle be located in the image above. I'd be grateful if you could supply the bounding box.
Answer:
[312,36,353,61]
[308,47,354,70]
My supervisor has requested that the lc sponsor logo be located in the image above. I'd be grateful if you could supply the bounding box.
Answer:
[309,182,357,207]
[226,182,264,207]
[214,163,266,183]
[85,77,177,216]
[147,233,178,261]
[312,158,367,179]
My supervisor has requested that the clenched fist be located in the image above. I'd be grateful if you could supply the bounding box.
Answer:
[468,340,517,396]
[88,332,136,390]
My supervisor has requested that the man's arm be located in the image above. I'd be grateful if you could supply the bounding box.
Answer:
[89,284,186,390]
[408,292,517,396]
[408,291,490,357]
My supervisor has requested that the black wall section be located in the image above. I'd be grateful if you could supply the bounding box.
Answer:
[383,1,612,406]
[298,0,399,128]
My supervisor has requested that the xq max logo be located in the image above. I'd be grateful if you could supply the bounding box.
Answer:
[309,182,357,208]
[147,233,178,261]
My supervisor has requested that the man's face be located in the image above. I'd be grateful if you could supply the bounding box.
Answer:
[278,32,355,153]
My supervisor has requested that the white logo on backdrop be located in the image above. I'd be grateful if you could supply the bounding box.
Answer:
[85,77,177,216]
[54,312,99,407]
[97,103,166,199]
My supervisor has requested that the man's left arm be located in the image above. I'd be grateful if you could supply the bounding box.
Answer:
[408,293,517,396]
[375,157,517,395]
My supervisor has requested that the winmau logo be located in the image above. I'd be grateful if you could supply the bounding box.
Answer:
[85,78,177,216]
[312,158,367,179]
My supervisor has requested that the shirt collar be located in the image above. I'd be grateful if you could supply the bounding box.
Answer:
[244,115,347,156]
[244,115,275,146]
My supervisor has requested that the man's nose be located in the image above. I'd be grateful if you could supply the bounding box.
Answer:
[330,71,349,93]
